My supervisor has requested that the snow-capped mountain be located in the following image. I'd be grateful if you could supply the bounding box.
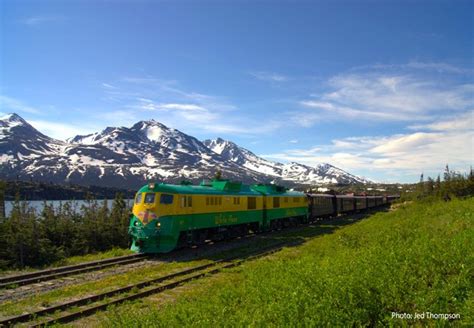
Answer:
[204,138,369,185]
[0,113,65,162]
[0,113,369,188]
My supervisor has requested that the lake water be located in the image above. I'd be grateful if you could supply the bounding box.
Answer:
[4,199,134,217]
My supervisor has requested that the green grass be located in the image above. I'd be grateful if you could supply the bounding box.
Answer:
[51,248,135,267]
[100,198,474,327]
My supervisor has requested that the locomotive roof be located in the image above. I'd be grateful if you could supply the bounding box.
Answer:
[137,181,305,197]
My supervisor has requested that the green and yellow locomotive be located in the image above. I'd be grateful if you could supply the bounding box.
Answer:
[128,179,308,253]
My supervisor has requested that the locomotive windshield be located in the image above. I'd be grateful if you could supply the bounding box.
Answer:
[144,193,156,204]
[135,193,143,204]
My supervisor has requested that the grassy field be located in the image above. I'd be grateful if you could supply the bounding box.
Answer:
[0,220,348,318]
[100,198,474,327]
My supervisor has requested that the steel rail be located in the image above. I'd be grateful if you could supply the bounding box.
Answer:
[0,253,147,289]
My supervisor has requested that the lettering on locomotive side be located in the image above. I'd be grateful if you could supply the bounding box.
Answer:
[214,213,239,225]
[286,209,298,216]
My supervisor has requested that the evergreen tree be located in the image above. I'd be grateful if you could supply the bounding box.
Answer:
[0,215,10,269]
[110,192,131,248]
[435,175,441,197]
[214,169,223,180]
[416,173,425,197]
[426,177,434,195]
[0,180,5,218]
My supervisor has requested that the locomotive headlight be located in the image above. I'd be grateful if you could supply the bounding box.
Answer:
[156,221,161,228]
[134,220,139,226]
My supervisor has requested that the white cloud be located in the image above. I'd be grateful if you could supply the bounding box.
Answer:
[99,76,281,136]
[352,61,473,75]
[405,61,472,74]
[408,111,473,132]
[250,71,287,82]
[299,71,474,124]
[20,15,65,26]
[29,120,98,141]
[101,83,117,89]
[300,100,419,121]
[0,95,41,114]
[370,132,442,155]
[143,103,206,112]
[262,119,473,182]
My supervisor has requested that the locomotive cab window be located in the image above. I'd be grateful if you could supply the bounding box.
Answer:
[273,197,280,208]
[247,197,256,210]
[135,193,143,204]
[160,194,173,205]
[144,193,155,204]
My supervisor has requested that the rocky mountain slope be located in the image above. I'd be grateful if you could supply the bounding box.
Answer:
[204,138,369,185]
[0,113,369,188]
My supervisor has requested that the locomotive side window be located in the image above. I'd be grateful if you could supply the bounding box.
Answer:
[205,196,223,206]
[144,193,156,204]
[273,197,280,208]
[247,197,256,210]
[135,193,143,204]
[160,194,173,205]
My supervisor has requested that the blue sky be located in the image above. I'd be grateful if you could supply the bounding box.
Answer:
[1,0,473,183]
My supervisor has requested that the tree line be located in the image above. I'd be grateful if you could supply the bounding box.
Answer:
[0,165,472,270]
[406,165,474,201]
[0,192,131,269]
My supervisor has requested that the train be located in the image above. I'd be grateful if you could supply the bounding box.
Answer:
[128,179,399,253]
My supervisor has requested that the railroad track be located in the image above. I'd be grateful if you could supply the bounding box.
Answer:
[0,253,148,289]
[0,241,291,327]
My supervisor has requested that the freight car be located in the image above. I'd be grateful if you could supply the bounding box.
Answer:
[307,194,387,220]
[129,180,398,253]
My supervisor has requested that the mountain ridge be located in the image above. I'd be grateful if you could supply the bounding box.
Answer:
[0,113,370,188]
